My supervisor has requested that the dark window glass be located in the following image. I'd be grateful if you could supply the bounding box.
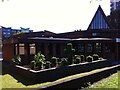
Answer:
[78,44,84,52]
[87,44,93,52]
[95,43,102,52]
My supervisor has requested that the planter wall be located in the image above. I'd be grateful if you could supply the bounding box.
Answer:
[2,59,113,83]
[36,65,120,89]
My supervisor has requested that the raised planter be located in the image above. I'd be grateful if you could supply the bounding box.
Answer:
[3,59,113,83]
[35,64,120,89]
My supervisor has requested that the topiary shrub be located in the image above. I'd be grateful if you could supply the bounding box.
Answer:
[64,43,75,65]
[60,58,68,67]
[12,55,22,65]
[86,55,93,62]
[30,61,36,70]
[74,55,81,64]
[50,57,58,67]
[99,57,103,60]
[80,55,85,62]
[44,61,51,69]
[93,54,99,61]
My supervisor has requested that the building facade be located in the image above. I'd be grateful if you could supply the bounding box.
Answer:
[2,5,120,65]
[0,26,33,40]
[110,0,120,11]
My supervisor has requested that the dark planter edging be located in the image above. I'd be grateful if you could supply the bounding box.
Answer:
[34,64,120,90]
[2,59,113,83]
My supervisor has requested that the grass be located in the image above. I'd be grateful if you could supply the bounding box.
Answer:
[87,71,119,89]
[0,67,119,89]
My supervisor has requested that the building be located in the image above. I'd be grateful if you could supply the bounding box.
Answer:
[110,0,120,11]
[2,5,120,65]
[0,26,33,40]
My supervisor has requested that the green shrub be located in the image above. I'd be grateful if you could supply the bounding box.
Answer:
[30,61,36,70]
[44,61,51,69]
[64,43,75,65]
[12,55,21,65]
[86,55,93,62]
[50,57,58,67]
[74,55,81,64]
[99,57,103,60]
[60,58,68,66]
[80,55,85,62]
[93,54,99,61]
[31,52,46,70]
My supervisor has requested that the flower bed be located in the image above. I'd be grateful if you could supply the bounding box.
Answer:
[2,59,113,83]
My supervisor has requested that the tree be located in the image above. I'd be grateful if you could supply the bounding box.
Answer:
[107,9,120,29]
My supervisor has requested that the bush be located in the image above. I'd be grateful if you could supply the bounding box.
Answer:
[99,57,103,60]
[30,61,36,70]
[60,58,68,66]
[44,61,51,69]
[80,55,85,62]
[93,54,99,61]
[31,52,46,70]
[64,43,75,65]
[50,57,58,67]
[74,55,81,64]
[86,55,93,62]
[12,55,21,65]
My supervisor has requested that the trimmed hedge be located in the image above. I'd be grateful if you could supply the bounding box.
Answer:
[74,55,81,64]
[86,55,93,62]
[93,54,99,61]
[80,55,85,62]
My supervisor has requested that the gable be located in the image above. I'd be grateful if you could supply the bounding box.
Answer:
[87,5,110,30]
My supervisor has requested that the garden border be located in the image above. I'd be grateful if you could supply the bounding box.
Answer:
[2,59,114,83]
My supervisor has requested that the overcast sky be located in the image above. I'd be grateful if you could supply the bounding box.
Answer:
[0,0,110,33]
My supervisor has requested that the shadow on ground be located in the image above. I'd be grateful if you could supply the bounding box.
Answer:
[2,66,40,86]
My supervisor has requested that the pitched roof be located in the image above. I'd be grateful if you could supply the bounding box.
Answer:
[87,5,111,30]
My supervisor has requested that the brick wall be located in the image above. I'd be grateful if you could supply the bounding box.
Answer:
[2,43,14,61]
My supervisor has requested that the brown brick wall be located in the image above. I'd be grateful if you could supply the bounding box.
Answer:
[2,43,14,61]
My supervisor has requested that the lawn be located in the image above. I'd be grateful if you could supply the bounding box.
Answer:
[87,71,119,89]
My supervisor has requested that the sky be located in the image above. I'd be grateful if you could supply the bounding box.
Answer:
[0,0,110,33]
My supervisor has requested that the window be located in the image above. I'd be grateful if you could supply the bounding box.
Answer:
[87,44,93,52]
[19,44,25,55]
[95,43,102,52]
[92,33,97,36]
[30,44,36,55]
[104,44,110,53]
[78,44,84,52]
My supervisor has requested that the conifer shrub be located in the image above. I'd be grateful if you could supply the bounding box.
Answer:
[44,61,51,69]
[74,55,81,64]
[80,55,85,62]
[64,43,75,65]
[50,57,58,67]
[30,61,36,70]
[60,58,68,66]
[86,55,93,62]
[99,57,104,60]
[93,54,99,61]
